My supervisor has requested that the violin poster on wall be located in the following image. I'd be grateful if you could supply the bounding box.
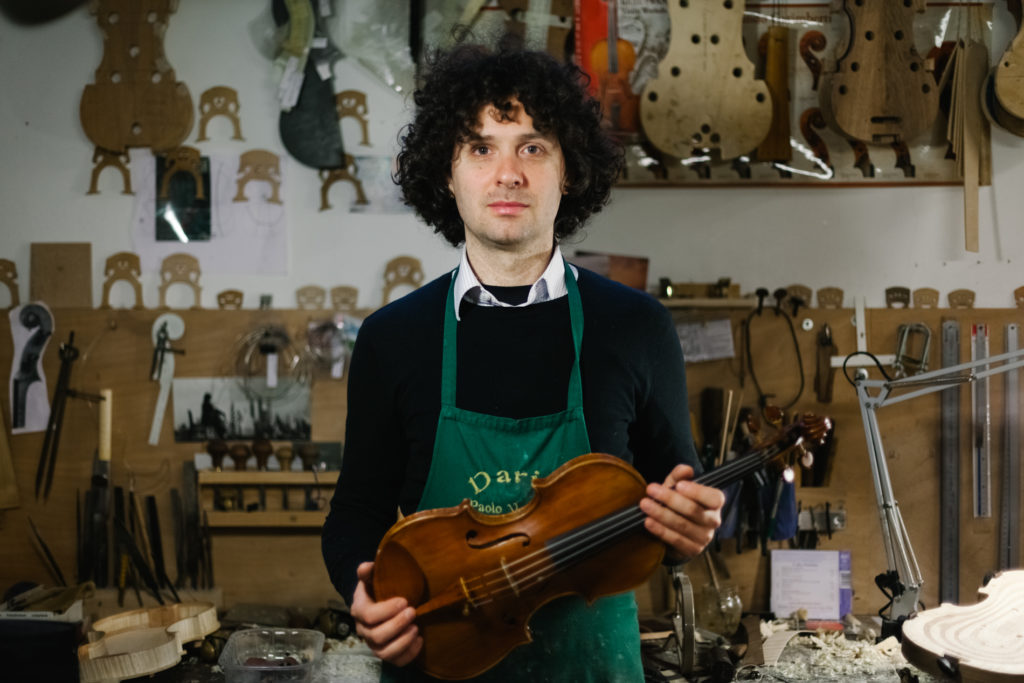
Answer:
[575,0,994,186]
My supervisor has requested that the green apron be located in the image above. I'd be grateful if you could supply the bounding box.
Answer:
[382,262,643,683]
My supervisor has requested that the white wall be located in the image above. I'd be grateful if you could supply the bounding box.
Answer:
[2,2,1024,311]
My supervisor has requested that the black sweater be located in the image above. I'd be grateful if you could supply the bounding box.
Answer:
[321,267,698,604]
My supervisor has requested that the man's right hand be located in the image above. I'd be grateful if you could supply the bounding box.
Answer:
[350,561,423,667]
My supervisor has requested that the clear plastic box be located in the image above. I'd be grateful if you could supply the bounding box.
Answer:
[218,628,325,683]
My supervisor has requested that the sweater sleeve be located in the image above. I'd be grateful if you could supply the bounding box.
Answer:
[321,315,408,606]
[627,299,700,484]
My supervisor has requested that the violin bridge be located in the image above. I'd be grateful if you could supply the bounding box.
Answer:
[459,576,479,616]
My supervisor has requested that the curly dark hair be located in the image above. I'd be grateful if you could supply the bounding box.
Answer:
[394,42,624,247]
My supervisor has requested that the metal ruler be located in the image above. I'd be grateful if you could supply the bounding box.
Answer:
[971,323,992,518]
[1001,323,1021,569]
[940,320,960,604]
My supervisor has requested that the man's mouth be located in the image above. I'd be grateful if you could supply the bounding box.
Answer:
[488,201,528,215]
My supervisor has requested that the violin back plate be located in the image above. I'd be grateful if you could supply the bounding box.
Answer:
[901,570,1024,682]
[639,0,772,160]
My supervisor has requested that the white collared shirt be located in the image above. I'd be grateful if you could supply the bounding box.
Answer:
[452,247,577,320]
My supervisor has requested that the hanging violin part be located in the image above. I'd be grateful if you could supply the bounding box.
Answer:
[373,415,832,680]
[639,0,772,161]
[79,0,193,154]
[821,0,938,147]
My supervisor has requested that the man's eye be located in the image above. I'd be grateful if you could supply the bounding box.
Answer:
[524,144,542,155]
[471,145,490,155]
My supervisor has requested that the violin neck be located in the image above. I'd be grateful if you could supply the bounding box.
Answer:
[545,442,792,570]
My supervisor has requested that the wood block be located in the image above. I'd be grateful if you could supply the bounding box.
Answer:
[0,410,18,510]
[30,243,92,308]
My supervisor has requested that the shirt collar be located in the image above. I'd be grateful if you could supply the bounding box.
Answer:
[452,246,576,320]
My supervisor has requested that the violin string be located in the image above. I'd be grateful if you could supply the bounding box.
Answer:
[458,431,804,608]
[462,444,790,606]
[464,505,647,606]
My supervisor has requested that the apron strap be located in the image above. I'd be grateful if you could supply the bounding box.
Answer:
[441,261,585,409]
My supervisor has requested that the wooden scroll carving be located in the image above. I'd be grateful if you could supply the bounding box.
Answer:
[330,286,359,312]
[79,602,219,683]
[815,287,844,309]
[948,289,976,309]
[87,147,133,196]
[1015,286,1024,309]
[382,256,425,306]
[79,0,193,154]
[901,570,1024,682]
[335,90,371,146]
[319,156,368,211]
[913,287,939,309]
[885,286,911,308]
[216,289,243,310]
[799,30,828,91]
[159,146,205,200]
[99,251,144,309]
[233,150,282,204]
[195,86,243,141]
[296,285,327,310]
[0,259,20,310]
[157,253,201,309]
[639,0,772,160]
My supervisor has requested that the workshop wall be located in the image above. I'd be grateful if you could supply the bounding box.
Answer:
[1,1,1023,618]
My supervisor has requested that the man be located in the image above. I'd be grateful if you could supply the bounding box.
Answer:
[322,43,724,681]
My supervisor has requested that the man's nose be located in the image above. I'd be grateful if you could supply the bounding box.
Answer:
[496,155,523,187]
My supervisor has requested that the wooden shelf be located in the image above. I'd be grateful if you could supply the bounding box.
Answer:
[197,470,337,528]
[204,510,328,528]
[197,471,338,486]
[658,297,757,309]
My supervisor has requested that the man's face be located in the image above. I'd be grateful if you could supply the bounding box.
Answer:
[448,99,566,256]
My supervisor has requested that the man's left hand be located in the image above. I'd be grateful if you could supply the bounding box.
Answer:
[640,464,725,563]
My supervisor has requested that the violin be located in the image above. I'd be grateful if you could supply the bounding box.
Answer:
[901,570,1024,682]
[372,414,832,680]
[821,0,938,145]
[590,0,639,133]
[638,0,772,161]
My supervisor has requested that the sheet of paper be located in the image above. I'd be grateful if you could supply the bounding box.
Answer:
[770,549,851,620]
[676,318,735,363]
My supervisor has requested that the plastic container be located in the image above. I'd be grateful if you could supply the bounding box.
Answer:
[219,628,325,683]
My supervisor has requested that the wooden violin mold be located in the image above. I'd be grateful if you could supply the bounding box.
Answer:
[78,601,219,682]
[639,0,772,160]
[994,0,1024,122]
[79,0,193,153]
[821,0,938,145]
[901,570,1024,682]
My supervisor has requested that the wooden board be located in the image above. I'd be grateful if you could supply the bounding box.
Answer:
[0,408,18,509]
[29,242,92,308]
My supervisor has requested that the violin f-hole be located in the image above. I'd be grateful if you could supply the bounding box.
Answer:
[465,530,531,549]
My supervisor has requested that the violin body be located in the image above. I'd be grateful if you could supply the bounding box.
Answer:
[639,0,772,160]
[373,453,663,681]
[590,0,639,133]
[901,570,1024,682]
[822,0,937,144]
